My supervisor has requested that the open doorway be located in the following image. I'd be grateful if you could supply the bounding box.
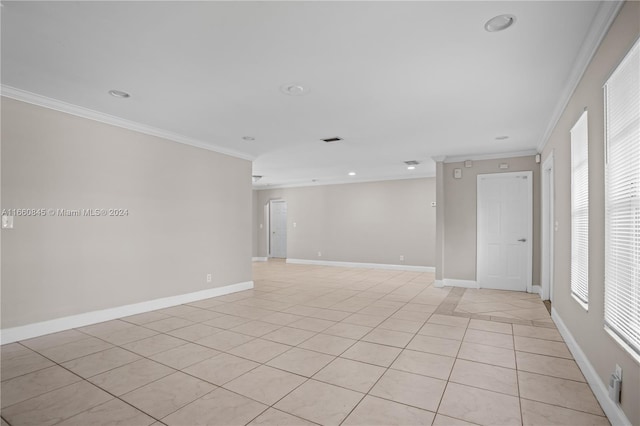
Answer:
[268,200,287,258]
[541,153,555,302]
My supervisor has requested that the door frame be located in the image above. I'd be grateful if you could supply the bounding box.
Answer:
[541,153,555,301]
[268,199,287,258]
[476,171,533,292]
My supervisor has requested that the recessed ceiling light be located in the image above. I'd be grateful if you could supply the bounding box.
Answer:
[495,135,510,140]
[348,172,356,176]
[242,136,255,141]
[484,14,516,32]
[407,166,416,170]
[108,89,130,98]
[280,84,309,96]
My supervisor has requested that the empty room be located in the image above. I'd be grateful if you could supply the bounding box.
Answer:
[1,1,639,426]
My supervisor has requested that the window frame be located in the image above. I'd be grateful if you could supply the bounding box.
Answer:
[570,110,589,310]
[603,38,640,363]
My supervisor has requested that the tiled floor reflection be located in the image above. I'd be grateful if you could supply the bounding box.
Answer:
[1,260,609,425]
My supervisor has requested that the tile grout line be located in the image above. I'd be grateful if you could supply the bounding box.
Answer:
[4,267,582,426]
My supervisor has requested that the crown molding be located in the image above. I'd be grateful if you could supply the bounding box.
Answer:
[1,85,256,162]
[537,0,624,152]
[443,149,538,164]
[253,172,435,190]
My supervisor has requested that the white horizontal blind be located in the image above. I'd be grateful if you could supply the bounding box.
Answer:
[571,111,589,305]
[604,39,640,357]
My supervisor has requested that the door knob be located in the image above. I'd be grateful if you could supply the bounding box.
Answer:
[518,238,527,242]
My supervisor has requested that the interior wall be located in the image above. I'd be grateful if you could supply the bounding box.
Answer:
[1,97,253,329]
[540,2,639,424]
[441,155,540,284]
[254,178,436,267]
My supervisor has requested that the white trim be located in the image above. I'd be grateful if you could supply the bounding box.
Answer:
[537,1,624,151]
[254,174,435,190]
[286,258,435,273]
[552,308,632,426]
[0,281,254,344]
[571,293,589,312]
[443,150,538,164]
[439,278,479,289]
[531,285,542,296]
[252,257,268,262]
[434,280,445,288]
[541,152,555,301]
[1,86,255,162]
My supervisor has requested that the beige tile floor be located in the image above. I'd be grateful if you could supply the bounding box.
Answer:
[0,260,610,426]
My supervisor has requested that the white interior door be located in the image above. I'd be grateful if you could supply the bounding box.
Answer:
[477,172,532,291]
[269,200,287,258]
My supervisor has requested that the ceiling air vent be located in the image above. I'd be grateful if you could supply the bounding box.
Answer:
[322,137,342,143]
[252,175,262,183]
[404,160,420,166]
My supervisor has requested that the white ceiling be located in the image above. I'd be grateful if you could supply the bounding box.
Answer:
[1,1,610,187]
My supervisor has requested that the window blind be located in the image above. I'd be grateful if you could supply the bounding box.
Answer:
[604,39,640,357]
[571,111,589,306]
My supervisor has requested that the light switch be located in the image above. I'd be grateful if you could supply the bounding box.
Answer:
[453,168,462,179]
[293,222,297,228]
[2,215,14,229]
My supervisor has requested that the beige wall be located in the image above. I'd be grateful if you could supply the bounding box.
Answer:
[440,155,540,284]
[255,178,436,267]
[541,2,639,424]
[1,97,253,329]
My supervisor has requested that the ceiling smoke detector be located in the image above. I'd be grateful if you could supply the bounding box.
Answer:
[252,175,262,183]
[322,137,342,143]
[484,14,516,32]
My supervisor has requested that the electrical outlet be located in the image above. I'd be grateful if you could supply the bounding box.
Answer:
[609,364,622,402]
[318,251,322,257]
[206,273,212,283]
[399,255,404,262]
[431,201,436,207]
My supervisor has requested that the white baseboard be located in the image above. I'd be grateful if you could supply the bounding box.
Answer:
[434,280,445,288]
[438,278,479,289]
[552,308,631,426]
[0,281,254,344]
[531,285,542,296]
[285,258,435,273]
[252,257,268,262]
